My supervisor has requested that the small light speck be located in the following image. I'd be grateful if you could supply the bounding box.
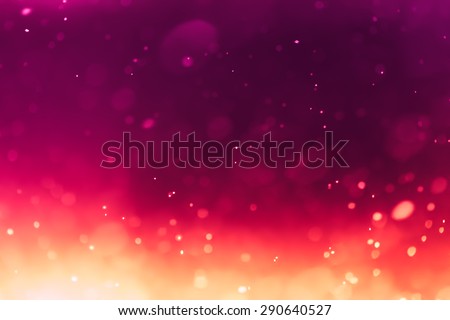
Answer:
[427,202,435,211]
[407,246,417,257]
[357,181,366,190]
[372,212,383,222]
[203,244,213,254]
[238,286,248,294]
[345,272,359,285]
[373,268,381,277]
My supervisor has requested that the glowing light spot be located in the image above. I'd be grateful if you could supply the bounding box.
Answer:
[374,241,381,249]
[189,202,194,208]
[421,235,427,242]
[375,64,386,75]
[168,191,176,198]
[407,246,417,257]
[367,239,374,245]
[391,200,415,221]
[135,237,142,245]
[179,249,184,255]
[240,253,251,262]
[71,276,78,283]
[373,269,381,277]
[372,212,383,222]
[357,181,366,190]
[89,245,95,251]
[24,28,30,33]
[439,226,445,234]
[102,205,107,210]
[141,118,155,129]
[6,228,14,236]
[197,208,209,219]
[175,234,183,241]
[33,221,40,229]
[427,202,436,211]
[169,219,177,226]
[273,256,279,262]
[21,8,32,16]
[425,220,433,229]
[323,251,330,258]
[347,202,356,210]
[203,244,213,254]
[431,177,447,194]
[345,272,359,285]
[205,233,213,241]
[238,286,248,294]
[182,56,194,68]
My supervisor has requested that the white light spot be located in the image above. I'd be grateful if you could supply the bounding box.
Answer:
[238,286,248,294]
[407,246,417,257]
